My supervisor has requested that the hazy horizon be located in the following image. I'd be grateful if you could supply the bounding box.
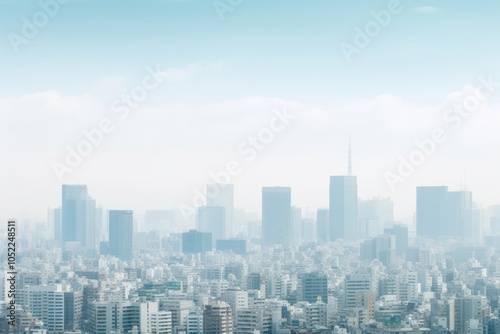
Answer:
[2,0,500,227]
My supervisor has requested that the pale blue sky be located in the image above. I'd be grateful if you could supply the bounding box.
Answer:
[1,0,499,103]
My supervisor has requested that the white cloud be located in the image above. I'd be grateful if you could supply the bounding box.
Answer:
[1,83,499,227]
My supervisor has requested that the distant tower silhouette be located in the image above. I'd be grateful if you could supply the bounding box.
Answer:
[330,136,358,241]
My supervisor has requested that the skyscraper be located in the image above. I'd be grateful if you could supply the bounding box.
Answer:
[181,229,212,254]
[416,186,472,239]
[262,187,292,248]
[50,207,62,247]
[207,184,234,237]
[384,224,408,256]
[108,210,134,261]
[62,184,96,251]
[416,186,448,238]
[359,197,394,238]
[316,209,329,244]
[447,191,473,238]
[197,206,226,245]
[329,176,358,241]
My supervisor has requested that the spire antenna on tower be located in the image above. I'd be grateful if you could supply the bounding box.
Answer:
[348,135,352,176]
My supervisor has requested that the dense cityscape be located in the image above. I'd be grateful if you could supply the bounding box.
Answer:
[2,0,499,334]
[2,165,500,334]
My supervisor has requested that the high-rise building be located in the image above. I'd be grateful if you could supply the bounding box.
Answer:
[298,272,328,303]
[198,206,226,245]
[448,191,473,238]
[49,207,62,246]
[62,184,96,251]
[454,296,487,334]
[384,224,408,256]
[108,210,134,261]
[316,209,329,244]
[18,284,82,333]
[359,197,394,238]
[203,302,233,334]
[329,176,358,241]
[360,234,395,266]
[207,184,234,237]
[262,187,292,248]
[291,207,302,247]
[216,239,247,255]
[181,229,212,254]
[417,186,449,238]
[417,186,472,239]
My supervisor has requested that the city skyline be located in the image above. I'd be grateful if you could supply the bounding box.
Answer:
[3,1,500,333]
[2,0,500,226]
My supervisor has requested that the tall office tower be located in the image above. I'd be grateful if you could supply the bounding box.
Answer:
[291,207,302,247]
[62,184,96,250]
[49,207,62,246]
[316,209,329,244]
[360,234,395,266]
[182,229,212,254]
[198,206,226,245]
[207,184,234,237]
[384,224,408,256]
[203,302,233,334]
[448,191,473,238]
[298,272,328,303]
[329,175,358,241]
[417,186,448,238]
[417,186,472,239]
[302,218,316,243]
[262,187,292,248]
[454,296,487,334]
[359,197,394,238]
[94,206,103,245]
[108,210,134,261]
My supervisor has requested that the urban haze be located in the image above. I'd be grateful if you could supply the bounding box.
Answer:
[1,1,500,334]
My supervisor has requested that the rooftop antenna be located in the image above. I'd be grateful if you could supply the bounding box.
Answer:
[348,135,352,176]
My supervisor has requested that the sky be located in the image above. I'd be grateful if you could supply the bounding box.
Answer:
[1,0,500,226]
